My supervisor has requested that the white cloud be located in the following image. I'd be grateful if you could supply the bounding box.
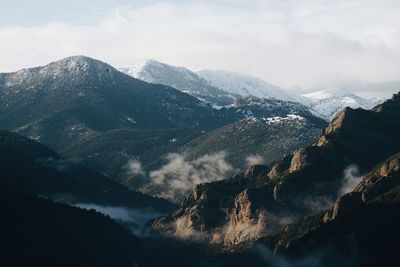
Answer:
[338,164,364,196]
[148,151,234,202]
[75,203,160,235]
[245,154,266,166]
[1,0,400,97]
[126,159,145,176]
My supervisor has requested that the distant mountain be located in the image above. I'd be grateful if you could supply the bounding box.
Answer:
[120,60,304,106]
[179,114,324,168]
[222,97,320,119]
[151,92,400,246]
[197,69,301,102]
[0,56,235,151]
[120,60,387,122]
[303,88,383,119]
[120,60,236,106]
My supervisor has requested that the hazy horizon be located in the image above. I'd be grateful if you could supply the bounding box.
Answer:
[1,0,399,98]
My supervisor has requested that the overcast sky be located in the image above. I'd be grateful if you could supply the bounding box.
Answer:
[1,0,399,97]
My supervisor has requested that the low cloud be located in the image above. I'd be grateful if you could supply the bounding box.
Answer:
[126,159,145,176]
[253,244,324,267]
[36,158,72,172]
[245,154,266,166]
[75,203,160,235]
[123,159,146,187]
[172,217,210,242]
[253,242,359,267]
[303,196,334,212]
[147,151,234,202]
[338,164,364,196]
[301,165,365,212]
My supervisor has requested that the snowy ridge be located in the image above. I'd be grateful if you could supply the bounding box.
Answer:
[196,69,299,102]
[119,59,200,85]
[2,56,116,90]
[119,60,306,106]
[119,60,157,83]
[119,60,234,106]
[303,88,384,120]
[119,60,383,121]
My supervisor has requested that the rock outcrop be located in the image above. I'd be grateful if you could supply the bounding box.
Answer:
[259,151,400,267]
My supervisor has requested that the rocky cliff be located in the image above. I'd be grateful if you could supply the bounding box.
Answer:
[151,93,400,246]
[259,152,400,267]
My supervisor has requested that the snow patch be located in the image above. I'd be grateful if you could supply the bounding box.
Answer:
[263,114,304,125]
[126,116,137,124]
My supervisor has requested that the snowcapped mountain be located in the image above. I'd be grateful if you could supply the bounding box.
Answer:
[0,56,244,150]
[196,69,301,103]
[120,59,199,86]
[119,60,386,121]
[120,60,303,106]
[303,88,384,120]
[119,60,235,106]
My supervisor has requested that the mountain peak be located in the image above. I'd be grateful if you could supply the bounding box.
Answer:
[1,56,118,90]
[124,59,165,71]
[120,59,196,82]
[303,87,384,119]
[47,55,114,73]
[60,55,95,62]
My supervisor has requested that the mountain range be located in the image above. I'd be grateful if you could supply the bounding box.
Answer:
[120,59,383,120]
[120,60,301,105]
[1,55,398,267]
[0,56,326,195]
[0,56,236,151]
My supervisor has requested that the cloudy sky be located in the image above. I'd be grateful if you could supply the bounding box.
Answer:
[1,0,399,97]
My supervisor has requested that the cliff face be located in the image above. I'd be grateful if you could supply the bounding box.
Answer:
[269,92,400,207]
[260,152,400,267]
[325,151,400,223]
[151,93,400,246]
